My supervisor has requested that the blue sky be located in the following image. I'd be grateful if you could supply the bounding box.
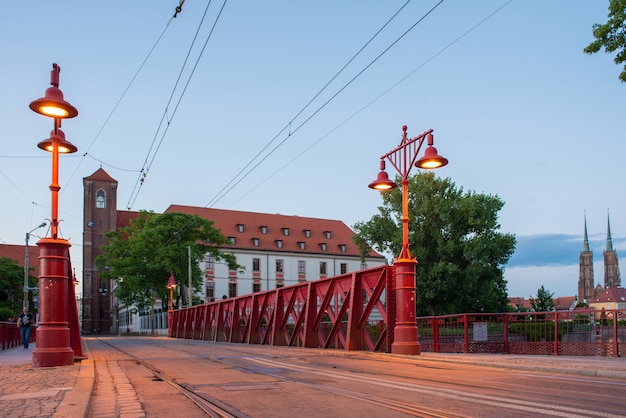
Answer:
[0,1,623,299]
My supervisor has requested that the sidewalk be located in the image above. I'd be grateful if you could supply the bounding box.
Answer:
[0,343,93,418]
[1,341,625,417]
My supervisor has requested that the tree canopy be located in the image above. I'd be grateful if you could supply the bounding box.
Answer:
[0,256,36,319]
[96,211,240,309]
[584,0,626,83]
[530,285,555,312]
[353,172,516,316]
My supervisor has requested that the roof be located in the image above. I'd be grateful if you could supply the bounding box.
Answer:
[84,167,118,183]
[0,243,42,278]
[165,204,385,259]
[553,296,576,311]
[590,287,626,304]
[116,210,139,230]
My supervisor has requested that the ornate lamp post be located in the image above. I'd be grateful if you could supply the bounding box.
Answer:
[166,273,177,311]
[368,125,448,355]
[30,63,79,367]
[166,273,177,336]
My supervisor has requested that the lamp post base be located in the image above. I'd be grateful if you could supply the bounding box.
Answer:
[391,257,421,355]
[32,238,74,367]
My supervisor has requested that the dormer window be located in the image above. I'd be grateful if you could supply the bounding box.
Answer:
[252,238,260,247]
[298,241,306,250]
[275,240,283,248]
[260,226,268,235]
[303,229,311,238]
[320,243,327,251]
[237,224,245,233]
[228,236,236,245]
[339,244,347,252]
[282,227,289,236]
[324,231,332,239]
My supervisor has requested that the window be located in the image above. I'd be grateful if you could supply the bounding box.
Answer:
[298,241,305,250]
[253,283,261,293]
[228,236,236,245]
[275,240,283,248]
[340,263,348,274]
[96,189,106,209]
[276,259,284,273]
[324,231,332,239]
[320,243,327,251]
[298,260,306,274]
[260,226,268,234]
[339,244,347,252]
[253,258,261,272]
[204,254,214,269]
[303,229,311,238]
[320,262,327,275]
[206,282,215,300]
[237,224,245,233]
[228,282,237,298]
[252,238,260,247]
[282,227,289,236]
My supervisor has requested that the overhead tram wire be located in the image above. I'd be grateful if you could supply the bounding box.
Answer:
[202,0,415,210]
[125,0,229,210]
[63,6,182,196]
[203,0,446,209]
[230,0,514,207]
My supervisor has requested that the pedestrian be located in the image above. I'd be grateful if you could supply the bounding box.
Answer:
[17,307,34,349]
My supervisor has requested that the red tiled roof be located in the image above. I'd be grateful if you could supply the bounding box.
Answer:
[553,296,576,310]
[84,167,117,183]
[0,244,42,278]
[165,204,384,259]
[116,210,139,230]
[591,287,626,303]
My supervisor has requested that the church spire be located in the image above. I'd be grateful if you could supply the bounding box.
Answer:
[606,209,614,252]
[583,211,589,251]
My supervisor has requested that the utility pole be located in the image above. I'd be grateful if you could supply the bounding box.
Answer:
[187,246,192,307]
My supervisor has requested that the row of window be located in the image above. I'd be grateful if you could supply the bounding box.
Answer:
[236,224,332,239]
[228,236,347,252]
[206,255,349,276]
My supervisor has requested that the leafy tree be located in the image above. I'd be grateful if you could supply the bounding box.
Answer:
[96,211,240,309]
[0,256,38,319]
[353,172,516,316]
[530,285,555,312]
[584,0,626,83]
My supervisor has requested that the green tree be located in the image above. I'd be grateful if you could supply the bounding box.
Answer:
[96,211,240,309]
[0,256,36,318]
[584,0,626,83]
[353,172,516,316]
[530,285,555,312]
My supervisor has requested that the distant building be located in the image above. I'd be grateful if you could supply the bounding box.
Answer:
[81,168,386,334]
[578,213,621,305]
[588,287,626,311]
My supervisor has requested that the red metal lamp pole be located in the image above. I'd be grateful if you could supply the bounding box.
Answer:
[30,64,79,367]
[369,125,448,355]
[166,273,177,337]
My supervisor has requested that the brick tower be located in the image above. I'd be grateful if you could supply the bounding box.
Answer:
[578,214,594,304]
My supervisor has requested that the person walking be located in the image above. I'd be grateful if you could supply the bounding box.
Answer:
[17,307,34,349]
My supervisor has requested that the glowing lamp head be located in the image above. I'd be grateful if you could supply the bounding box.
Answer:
[37,128,78,154]
[166,274,177,289]
[368,170,397,190]
[29,86,78,119]
[415,145,448,169]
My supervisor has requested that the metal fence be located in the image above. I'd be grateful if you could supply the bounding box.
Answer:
[0,322,36,350]
[169,265,393,352]
[417,309,626,357]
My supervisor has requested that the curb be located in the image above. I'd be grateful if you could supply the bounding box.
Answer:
[53,344,95,418]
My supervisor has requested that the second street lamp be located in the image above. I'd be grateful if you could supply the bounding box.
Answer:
[23,221,47,309]
[369,125,448,355]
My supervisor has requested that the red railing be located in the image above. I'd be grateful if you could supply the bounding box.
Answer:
[417,309,626,356]
[169,265,393,352]
[0,322,36,350]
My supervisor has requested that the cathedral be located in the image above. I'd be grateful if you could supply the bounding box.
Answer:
[578,214,622,305]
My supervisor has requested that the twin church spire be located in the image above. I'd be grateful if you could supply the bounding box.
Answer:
[578,211,621,304]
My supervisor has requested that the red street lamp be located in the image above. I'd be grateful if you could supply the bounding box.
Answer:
[369,125,448,355]
[30,63,78,368]
[166,273,177,311]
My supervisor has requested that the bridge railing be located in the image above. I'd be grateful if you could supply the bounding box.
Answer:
[0,322,35,350]
[169,265,393,352]
[417,309,626,356]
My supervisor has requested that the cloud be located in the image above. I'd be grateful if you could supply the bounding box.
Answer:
[507,233,626,268]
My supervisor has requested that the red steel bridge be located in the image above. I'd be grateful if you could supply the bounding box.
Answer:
[167,264,626,357]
